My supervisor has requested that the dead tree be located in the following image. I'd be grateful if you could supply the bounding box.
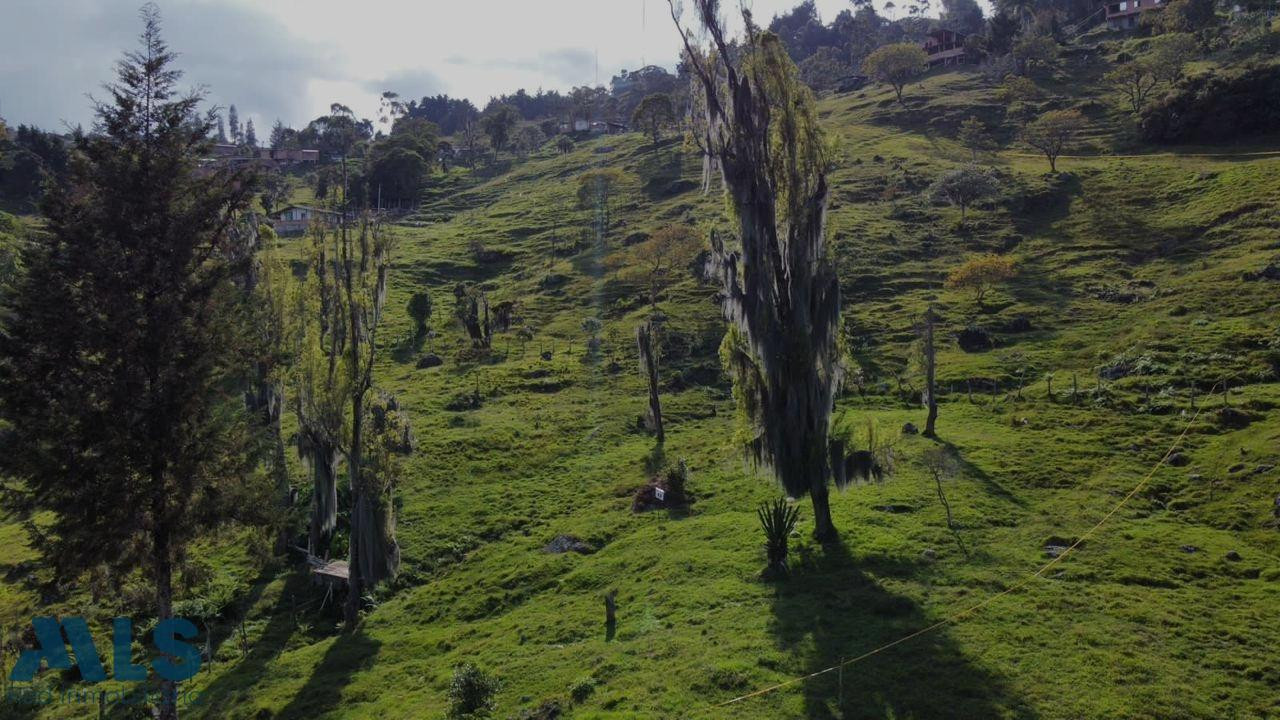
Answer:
[454,284,492,349]
[919,306,939,438]
[637,321,665,442]
[674,1,844,541]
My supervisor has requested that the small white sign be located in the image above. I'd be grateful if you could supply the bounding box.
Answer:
[654,487,666,502]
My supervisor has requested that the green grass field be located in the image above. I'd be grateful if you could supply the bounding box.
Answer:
[3,47,1279,720]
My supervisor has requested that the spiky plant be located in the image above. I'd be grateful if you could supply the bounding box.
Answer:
[758,497,801,576]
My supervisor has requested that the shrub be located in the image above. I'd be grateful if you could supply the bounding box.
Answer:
[569,676,596,703]
[758,497,801,576]
[946,254,1017,306]
[448,663,500,719]
[1139,65,1280,144]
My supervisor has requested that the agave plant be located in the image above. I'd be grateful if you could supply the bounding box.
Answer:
[758,497,801,576]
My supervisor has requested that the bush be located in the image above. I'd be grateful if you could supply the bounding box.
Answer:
[569,676,596,703]
[448,663,500,719]
[1139,65,1280,144]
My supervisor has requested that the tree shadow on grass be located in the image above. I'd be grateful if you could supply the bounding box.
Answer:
[768,540,1036,719]
[274,630,381,720]
[193,570,340,717]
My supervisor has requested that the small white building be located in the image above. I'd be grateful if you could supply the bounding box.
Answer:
[270,205,341,235]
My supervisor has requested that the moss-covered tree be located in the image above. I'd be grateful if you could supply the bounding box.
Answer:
[672,0,845,542]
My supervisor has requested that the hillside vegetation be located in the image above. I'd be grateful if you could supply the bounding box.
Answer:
[4,40,1280,720]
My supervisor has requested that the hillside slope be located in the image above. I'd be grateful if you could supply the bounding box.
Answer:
[4,65,1279,720]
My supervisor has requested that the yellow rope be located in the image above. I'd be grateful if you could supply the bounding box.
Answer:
[711,403,1206,711]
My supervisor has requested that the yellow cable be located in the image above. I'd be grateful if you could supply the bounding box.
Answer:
[710,401,1207,711]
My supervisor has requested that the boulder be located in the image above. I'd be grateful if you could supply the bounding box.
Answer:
[901,422,919,435]
[544,535,594,555]
[416,353,443,369]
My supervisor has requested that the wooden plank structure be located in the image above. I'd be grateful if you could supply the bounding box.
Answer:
[297,547,350,584]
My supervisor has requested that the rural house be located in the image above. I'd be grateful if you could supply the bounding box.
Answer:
[922,28,968,67]
[1104,0,1166,29]
[270,205,341,235]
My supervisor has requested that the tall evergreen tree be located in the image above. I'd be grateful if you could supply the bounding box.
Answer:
[244,118,258,149]
[0,6,265,718]
[270,119,288,150]
[228,103,241,143]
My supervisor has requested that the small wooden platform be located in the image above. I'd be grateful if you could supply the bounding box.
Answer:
[298,547,349,584]
[312,559,349,582]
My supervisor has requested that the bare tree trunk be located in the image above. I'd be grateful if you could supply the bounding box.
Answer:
[637,322,665,443]
[934,473,954,530]
[810,481,836,544]
[922,307,938,438]
[345,390,364,630]
[154,523,177,720]
[306,437,339,556]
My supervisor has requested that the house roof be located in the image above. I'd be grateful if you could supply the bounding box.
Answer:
[270,205,340,218]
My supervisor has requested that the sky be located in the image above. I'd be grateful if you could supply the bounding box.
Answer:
[1,0,925,133]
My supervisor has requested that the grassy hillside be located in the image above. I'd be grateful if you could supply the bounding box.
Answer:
[3,57,1279,720]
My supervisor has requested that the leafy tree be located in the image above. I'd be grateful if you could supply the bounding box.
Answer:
[675,1,845,541]
[608,223,701,311]
[0,10,266,717]
[556,134,574,155]
[986,11,1021,55]
[945,253,1017,306]
[514,124,546,157]
[999,75,1042,102]
[928,165,1000,222]
[367,145,429,208]
[269,119,298,150]
[408,290,433,336]
[480,104,519,160]
[797,46,855,92]
[862,43,929,103]
[0,125,70,211]
[631,93,675,152]
[1022,108,1085,171]
[1104,60,1161,114]
[0,211,25,297]
[259,171,290,214]
[957,116,996,161]
[942,0,986,34]
[1146,0,1217,33]
[1149,32,1199,84]
[459,115,485,167]
[576,167,628,242]
[1013,34,1059,75]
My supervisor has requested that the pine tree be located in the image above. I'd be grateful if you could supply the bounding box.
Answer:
[269,119,288,150]
[228,103,241,143]
[244,118,257,149]
[0,7,265,718]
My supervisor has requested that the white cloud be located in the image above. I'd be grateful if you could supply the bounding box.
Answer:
[2,0,967,130]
